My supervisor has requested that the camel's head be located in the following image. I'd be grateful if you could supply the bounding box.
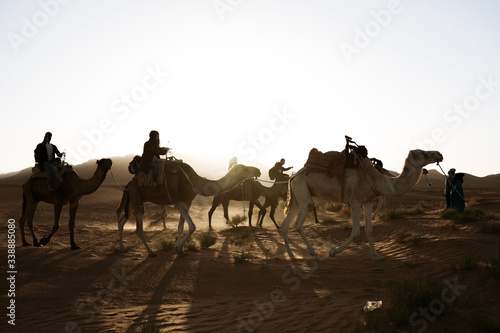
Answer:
[228,164,261,179]
[408,150,443,167]
[96,158,113,171]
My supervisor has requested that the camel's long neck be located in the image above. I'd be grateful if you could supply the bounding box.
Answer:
[180,163,245,196]
[364,156,422,196]
[73,167,108,195]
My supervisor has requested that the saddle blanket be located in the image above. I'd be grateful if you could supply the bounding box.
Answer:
[137,160,180,187]
[31,164,72,180]
[304,148,346,176]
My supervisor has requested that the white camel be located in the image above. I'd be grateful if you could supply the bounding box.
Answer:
[281,149,443,260]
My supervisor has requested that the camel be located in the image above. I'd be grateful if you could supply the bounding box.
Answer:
[207,178,266,229]
[281,149,443,260]
[117,162,260,257]
[255,175,290,228]
[19,159,113,249]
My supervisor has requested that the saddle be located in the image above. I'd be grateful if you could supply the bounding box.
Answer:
[136,159,181,187]
[31,163,73,180]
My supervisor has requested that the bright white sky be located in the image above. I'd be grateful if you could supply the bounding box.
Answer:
[1,0,500,177]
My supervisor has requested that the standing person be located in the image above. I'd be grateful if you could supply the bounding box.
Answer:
[139,130,169,185]
[451,173,465,213]
[34,132,64,191]
[444,168,456,209]
[269,158,293,180]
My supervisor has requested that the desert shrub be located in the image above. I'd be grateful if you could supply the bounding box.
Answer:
[440,208,496,223]
[394,227,421,245]
[383,206,424,219]
[198,232,217,248]
[185,240,199,251]
[158,238,175,251]
[233,251,253,263]
[228,214,247,227]
[339,206,351,218]
[325,202,343,212]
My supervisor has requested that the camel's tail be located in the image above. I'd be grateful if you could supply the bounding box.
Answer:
[116,187,130,221]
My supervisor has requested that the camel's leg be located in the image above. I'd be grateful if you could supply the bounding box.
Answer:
[161,206,167,230]
[26,202,40,247]
[135,212,156,257]
[251,200,266,228]
[19,195,30,246]
[295,205,316,256]
[117,189,129,252]
[372,196,386,220]
[269,204,280,229]
[222,201,230,224]
[68,201,80,250]
[208,198,221,230]
[147,205,167,229]
[364,203,384,260]
[175,214,186,255]
[117,214,128,252]
[329,204,361,257]
[257,205,267,226]
[40,202,63,246]
[248,201,254,227]
[313,206,320,223]
[281,197,299,257]
[175,202,195,256]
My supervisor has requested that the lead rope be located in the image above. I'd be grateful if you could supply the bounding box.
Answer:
[240,181,246,218]
[353,152,381,197]
[109,169,126,191]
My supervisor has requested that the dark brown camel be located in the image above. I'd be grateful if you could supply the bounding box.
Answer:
[207,178,267,229]
[255,175,290,228]
[117,162,260,257]
[19,159,113,249]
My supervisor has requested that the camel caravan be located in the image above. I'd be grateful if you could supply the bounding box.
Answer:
[19,132,443,260]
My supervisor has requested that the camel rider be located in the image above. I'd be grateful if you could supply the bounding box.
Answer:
[139,130,169,185]
[269,158,292,180]
[228,156,238,171]
[34,132,64,191]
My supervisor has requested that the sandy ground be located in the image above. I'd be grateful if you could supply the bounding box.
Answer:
[1,183,500,332]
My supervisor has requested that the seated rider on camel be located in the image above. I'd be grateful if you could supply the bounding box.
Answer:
[139,130,169,185]
[34,132,64,191]
[269,158,293,180]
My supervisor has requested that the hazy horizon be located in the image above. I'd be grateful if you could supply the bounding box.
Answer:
[2,1,500,177]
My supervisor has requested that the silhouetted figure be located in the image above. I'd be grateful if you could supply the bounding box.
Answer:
[34,132,63,191]
[450,173,465,213]
[228,156,238,171]
[269,158,292,180]
[444,168,455,208]
[139,130,169,184]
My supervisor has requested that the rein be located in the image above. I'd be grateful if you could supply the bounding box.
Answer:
[436,162,472,210]
[353,152,381,198]
[109,169,126,191]
[254,178,289,184]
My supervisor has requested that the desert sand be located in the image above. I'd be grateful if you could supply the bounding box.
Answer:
[1,174,500,332]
